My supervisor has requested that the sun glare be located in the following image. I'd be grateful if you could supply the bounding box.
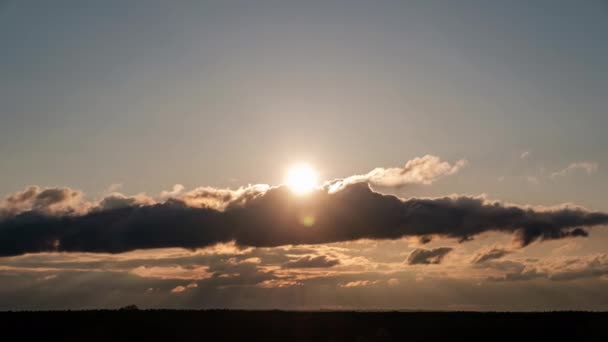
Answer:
[286,164,318,195]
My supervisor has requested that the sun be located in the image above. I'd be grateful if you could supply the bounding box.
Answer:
[286,163,318,195]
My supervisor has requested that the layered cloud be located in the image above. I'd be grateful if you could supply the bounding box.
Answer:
[2,238,608,310]
[1,182,606,256]
[483,254,608,282]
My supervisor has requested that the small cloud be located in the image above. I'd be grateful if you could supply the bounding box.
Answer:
[521,151,530,159]
[105,183,123,193]
[241,257,262,264]
[37,274,58,281]
[387,278,400,287]
[418,235,433,245]
[282,255,340,269]
[170,286,186,293]
[131,266,211,280]
[171,282,198,294]
[471,247,512,264]
[160,184,185,199]
[407,247,453,265]
[551,162,598,179]
[257,279,302,288]
[339,280,379,288]
[328,155,467,192]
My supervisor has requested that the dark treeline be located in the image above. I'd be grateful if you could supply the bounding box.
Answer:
[1,310,607,341]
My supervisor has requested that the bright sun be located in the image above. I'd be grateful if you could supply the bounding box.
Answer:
[286,164,318,195]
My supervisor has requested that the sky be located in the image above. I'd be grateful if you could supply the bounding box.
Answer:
[1,0,608,311]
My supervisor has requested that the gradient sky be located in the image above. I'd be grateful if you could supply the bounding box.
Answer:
[1,1,608,310]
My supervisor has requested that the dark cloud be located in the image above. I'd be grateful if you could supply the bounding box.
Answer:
[1,183,607,256]
[471,248,513,264]
[418,235,433,244]
[407,247,453,265]
[282,255,340,269]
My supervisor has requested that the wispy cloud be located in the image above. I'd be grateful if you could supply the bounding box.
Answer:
[551,161,598,179]
[485,254,608,282]
[339,280,380,288]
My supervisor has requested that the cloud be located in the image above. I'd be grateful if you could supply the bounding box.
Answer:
[104,183,123,194]
[0,186,89,219]
[257,279,302,288]
[487,270,545,282]
[551,162,599,179]
[95,193,154,211]
[178,185,269,210]
[547,255,608,281]
[339,280,379,288]
[130,265,211,280]
[387,278,400,286]
[407,247,453,265]
[159,184,185,199]
[0,183,271,219]
[483,254,608,282]
[0,181,607,256]
[282,255,340,269]
[328,155,466,191]
[170,282,198,293]
[471,247,513,264]
[521,151,530,159]
[39,274,58,281]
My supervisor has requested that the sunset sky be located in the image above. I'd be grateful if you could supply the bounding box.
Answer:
[1,1,608,310]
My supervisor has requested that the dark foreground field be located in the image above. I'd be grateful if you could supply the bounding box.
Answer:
[2,310,607,341]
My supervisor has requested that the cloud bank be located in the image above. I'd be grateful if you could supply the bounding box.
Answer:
[1,181,607,256]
